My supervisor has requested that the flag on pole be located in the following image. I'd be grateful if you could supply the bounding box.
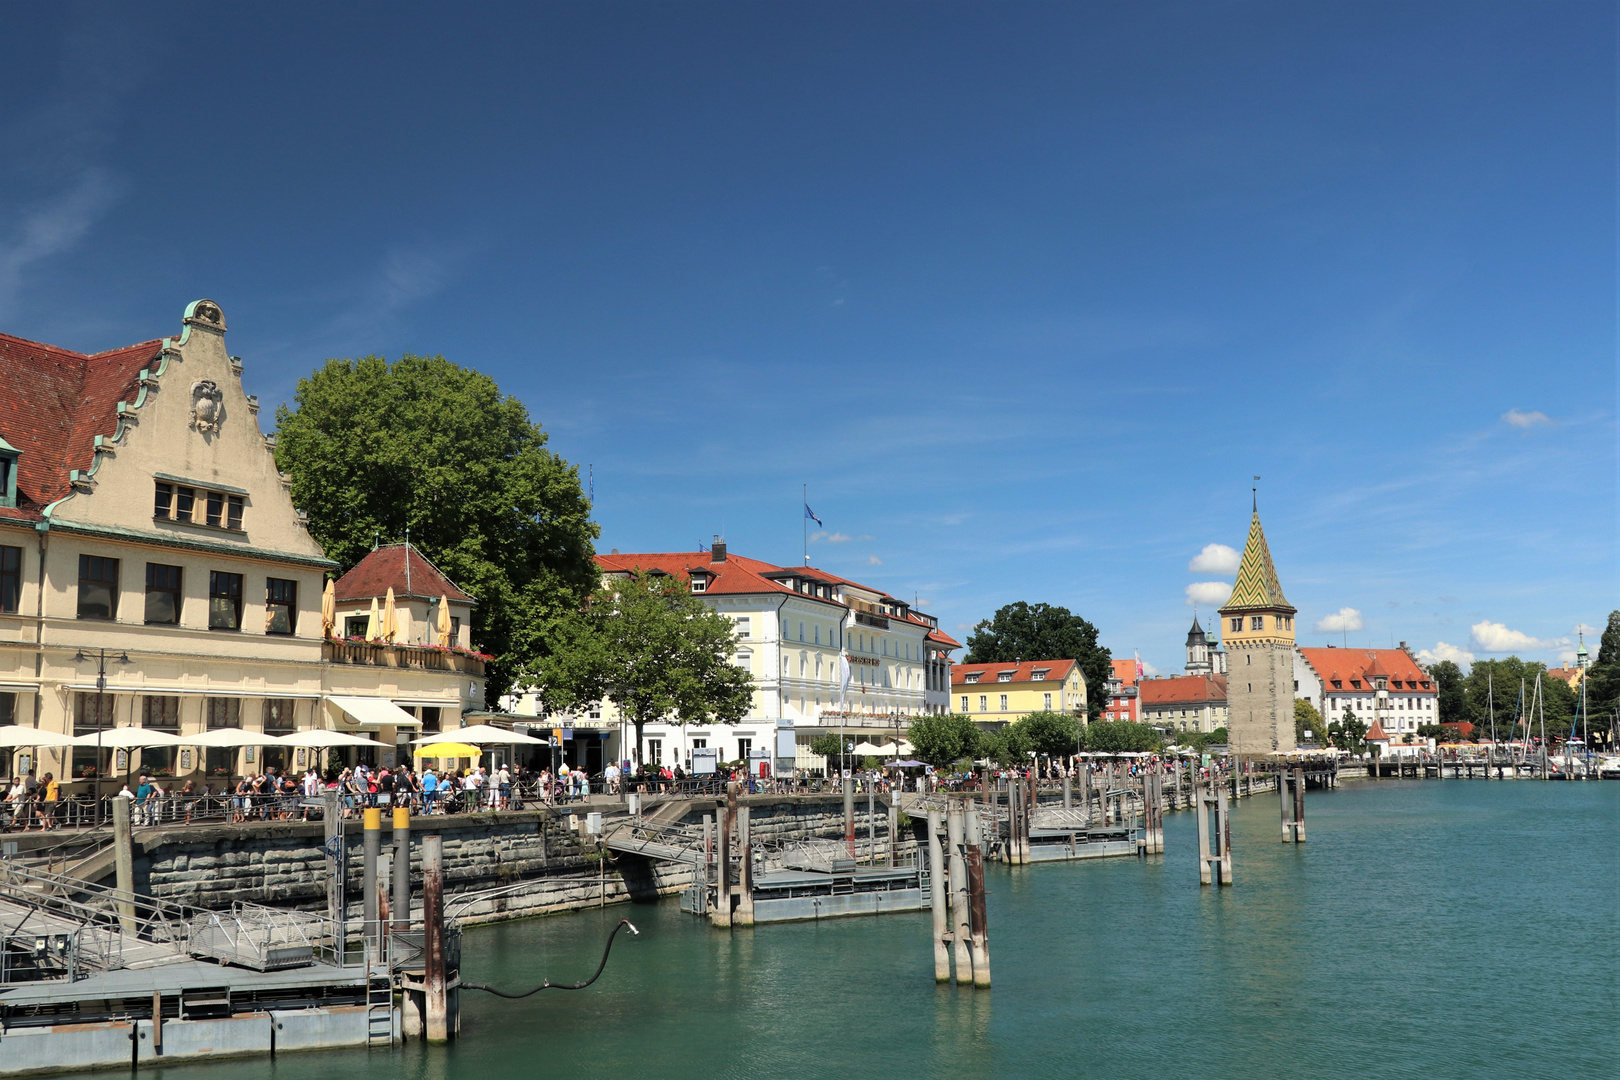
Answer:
[1134,650,1144,681]
[804,502,822,527]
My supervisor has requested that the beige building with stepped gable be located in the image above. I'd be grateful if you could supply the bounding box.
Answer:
[1218,504,1298,756]
[0,300,482,789]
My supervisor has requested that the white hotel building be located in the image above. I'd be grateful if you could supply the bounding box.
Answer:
[504,540,960,773]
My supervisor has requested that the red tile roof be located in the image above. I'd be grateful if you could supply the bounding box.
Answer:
[595,548,954,644]
[0,331,164,523]
[1297,648,1432,691]
[333,543,475,605]
[1365,720,1390,741]
[1111,658,1140,687]
[1138,673,1227,706]
[951,659,1078,687]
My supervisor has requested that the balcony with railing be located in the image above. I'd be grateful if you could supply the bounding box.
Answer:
[322,639,486,675]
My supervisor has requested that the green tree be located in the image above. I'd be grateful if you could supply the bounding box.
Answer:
[1294,698,1328,745]
[274,355,598,705]
[964,602,1112,721]
[535,571,753,765]
[907,714,981,768]
[1464,658,1576,741]
[1583,611,1620,742]
[1079,721,1162,754]
[1327,711,1367,752]
[1428,660,1467,725]
[1007,711,1081,758]
[808,733,849,771]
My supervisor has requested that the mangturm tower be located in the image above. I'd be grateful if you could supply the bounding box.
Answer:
[1219,504,1297,755]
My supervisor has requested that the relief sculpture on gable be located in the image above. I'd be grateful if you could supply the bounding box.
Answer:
[190,379,225,433]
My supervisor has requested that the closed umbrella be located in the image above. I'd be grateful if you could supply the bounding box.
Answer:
[365,597,381,641]
[436,593,452,647]
[321,579,336,637]
[382,587,398,643]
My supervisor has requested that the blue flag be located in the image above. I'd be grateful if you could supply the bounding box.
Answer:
[804,503,822,526]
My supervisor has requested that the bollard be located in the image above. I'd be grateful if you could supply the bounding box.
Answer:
[111,797,137,936]
[422,834,451,1043]
[1062,774,1072,809]
[735,805,754,927]
[152,990,163,1055]
[945,801,972,984]
[392,806,411,931]
[965,803,991,989]
[362,807,382,953]
[926,810,950,983]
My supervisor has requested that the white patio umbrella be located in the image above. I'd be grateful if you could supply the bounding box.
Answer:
[412,724,548,747]
[73,728,185,749]
[277,729,380,748]
[187,728,283,748]
[0,727,78,748]
[851,740,888,756]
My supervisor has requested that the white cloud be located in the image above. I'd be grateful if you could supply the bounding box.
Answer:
[1188,543,1240,575]
[809,531,852,544]
[1575,622,1600,637]
[1471,620,1554,652]
[0,169,119,320]
[1185,581,1231,607]
[1315,608,1364,633]
[1417,641,1475,668]
[866,554,882,565]
[1139,660,1162,677]
[1502,408,1553,430]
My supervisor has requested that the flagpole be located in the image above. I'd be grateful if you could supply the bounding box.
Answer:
[803,484,808,566]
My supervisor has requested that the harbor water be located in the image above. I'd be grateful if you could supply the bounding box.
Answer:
[73,779,1618,1080]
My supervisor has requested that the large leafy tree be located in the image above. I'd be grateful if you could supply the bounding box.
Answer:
[1294,698,1328,745]
[1079,721,1161,754]
[274,355,598,705]
[1462,658,1577,741]
[535,571,753,766]
[1584,611,1620,742]
[1428,660,1467,725]
[1007,711,1081,758]
[965,602,1112,721]
[906,713,981,768]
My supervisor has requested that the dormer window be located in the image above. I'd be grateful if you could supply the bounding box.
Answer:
[964,673,981,684]
[690,573,708,593]
[1350,680,1361,689]
[1030,669,1049,681]
[1331,680,1343,689]
[997,671,1014,682]
[0,434,17,509]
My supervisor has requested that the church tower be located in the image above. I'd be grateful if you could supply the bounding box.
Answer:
[1185,615,1210,675]
[1219,505,1297,755]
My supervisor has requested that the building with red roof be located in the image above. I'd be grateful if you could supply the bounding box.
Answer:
[1104,658,1141,722]
[1139,673,1228,735]
[331,542,476,649]
[951,658,1087,724]
[506,538,960,773]
[0,301,481,787]
[1295,645,1436,743]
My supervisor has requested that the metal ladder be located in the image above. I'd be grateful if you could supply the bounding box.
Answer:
[365,973,395,1047]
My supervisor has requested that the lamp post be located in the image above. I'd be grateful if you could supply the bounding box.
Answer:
[74,648,130,826]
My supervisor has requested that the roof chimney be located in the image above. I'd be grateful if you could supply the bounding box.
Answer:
[711,535,727,563]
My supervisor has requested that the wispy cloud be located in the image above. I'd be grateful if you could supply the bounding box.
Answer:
[1188,543,1240,575]
[0,170,120,320]
[1471,620,1562,652]
[866,554,882,565]
[1185,581,1230,607]
[1501,408,1553,430]
[809,531,853,544]
[1315,607,1363,633]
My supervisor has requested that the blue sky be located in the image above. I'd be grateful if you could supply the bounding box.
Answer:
[2,2,1614,674]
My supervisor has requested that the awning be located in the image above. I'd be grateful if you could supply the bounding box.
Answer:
[326,696,423,729]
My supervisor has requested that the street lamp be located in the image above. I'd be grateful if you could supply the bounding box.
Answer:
[74,648,130,825]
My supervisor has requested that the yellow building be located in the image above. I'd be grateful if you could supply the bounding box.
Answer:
[950,659,1087,724]
[0,300,482,790]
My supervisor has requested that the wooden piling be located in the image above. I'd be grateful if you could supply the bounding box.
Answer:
[1279,766,1293,842]
[422,834,450,1043]
[843,775,856,858]
[926,810,950,983]
[111,797,136,936]
[1062,774,1072,809]
[711,793,732,928]
[887,798,899,867]
[735,805,754,926]
[945,801,972,984]
[1196,784,1212,885]
[965,803,991,989]
[1292,767,1306,842]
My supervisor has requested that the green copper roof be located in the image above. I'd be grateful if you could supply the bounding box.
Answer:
[1221,510,1295,613]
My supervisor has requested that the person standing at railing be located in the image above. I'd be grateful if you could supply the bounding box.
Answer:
[39,773,60,831]
[421,767,439,814]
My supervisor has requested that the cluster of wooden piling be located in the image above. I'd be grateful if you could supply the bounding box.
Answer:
[1279,767,1306,843]
[926,799,990,989]
[705,782,755,928]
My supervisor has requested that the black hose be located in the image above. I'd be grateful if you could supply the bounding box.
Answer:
[462,918,638,997]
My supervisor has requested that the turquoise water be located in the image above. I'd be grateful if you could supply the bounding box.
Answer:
[125,780,1619,1079]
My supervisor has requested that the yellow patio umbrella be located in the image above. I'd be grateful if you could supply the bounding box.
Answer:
[364,596,381,641]
[320,579,336,637]
[436,593,452,647]
[382,587,399,643]
[413,741,481,761]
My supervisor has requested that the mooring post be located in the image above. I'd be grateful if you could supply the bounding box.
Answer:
[1216,785,1233,884]
[735,805,754,926]
[843,774,856,859]
[711,791,733,928]
[110,796,137,936]
[887,798,898,867]
[1196,788,1212,885]
[965,803,991,989]
[151,990,163,1056]
[945,801,972,983]
[1023,775,1034,863]
[378,851,391,930]
[323,789,345,946]
[422,834,450,1043]
[1062,774,1072,809]
[927,809,950,983]
[1280,766,1294,842]
[867,785,877,865]
[702,813,714,887]
[392,806,411,931]
[362,807,382,954]
[1292,767,1306,842]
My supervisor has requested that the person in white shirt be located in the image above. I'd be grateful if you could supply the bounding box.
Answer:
[496,765,511,810]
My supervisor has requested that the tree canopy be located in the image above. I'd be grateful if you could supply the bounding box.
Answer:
[1006,711,1081,757]
[906,713,981,768]
[1585,611,1620,739]
[1294,698,1328,745]
[274,355,598,705]
[964,602,1112,720]
[1429,660,1467,725]
[535,571,753,766]
[1078,721,1162,754]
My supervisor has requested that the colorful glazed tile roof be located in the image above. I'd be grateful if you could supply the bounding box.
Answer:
[1221,510,1294,613]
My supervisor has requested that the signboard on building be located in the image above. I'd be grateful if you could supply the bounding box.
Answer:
[692,746,719,776]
